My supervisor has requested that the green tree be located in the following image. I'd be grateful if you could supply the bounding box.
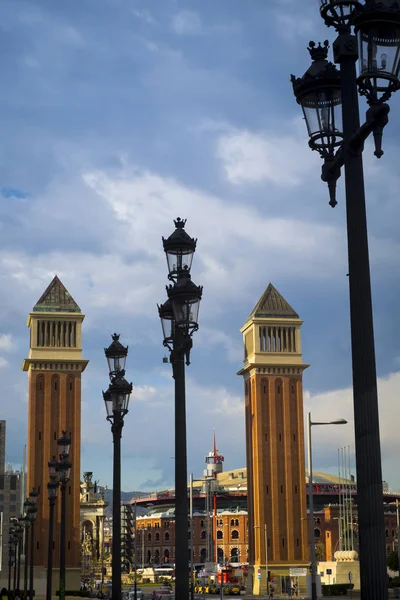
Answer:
[387,550,399,572]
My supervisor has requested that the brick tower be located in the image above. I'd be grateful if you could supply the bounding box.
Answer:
[22,276,88,593]
[238,283,309,594]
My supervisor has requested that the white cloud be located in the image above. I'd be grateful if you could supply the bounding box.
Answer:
[0,334,13,351]
[216,127,317,187]
[171,11,203,36]
[132,9,156,26]
[304,370,400,490]
[0,357,8,369]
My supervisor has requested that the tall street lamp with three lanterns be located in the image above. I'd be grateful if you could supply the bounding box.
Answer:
[158,218,202,600]
[103,334,133,600]
[46,456,59,600]
[291,2,400,599]
[57,431,72,600]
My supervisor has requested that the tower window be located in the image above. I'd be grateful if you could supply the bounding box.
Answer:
[68,541,71,550]
[266,485,269,494]
[279,433,282,442]
[295,485,298,494]
[297,538,300,547]
[281,485,283,493]
[282,538,285,547]
[54,432,57,440]
[293,433,296,442]
[37,541,40,550]
[38,432,41,441]
[265,434,268,442]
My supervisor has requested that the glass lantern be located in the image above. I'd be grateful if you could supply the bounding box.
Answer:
[167,269,203,332]
[158,299,174,343]
[291,41,343,157]
[355,3,400,102]
[104,333,128,375]
[162,218,197,279]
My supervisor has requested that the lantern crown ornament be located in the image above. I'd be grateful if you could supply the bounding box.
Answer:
[291,41,343,157]
[320,0,362,30]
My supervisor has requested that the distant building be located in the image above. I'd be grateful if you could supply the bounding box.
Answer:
[80,472,108,582]
[0,422,22,584]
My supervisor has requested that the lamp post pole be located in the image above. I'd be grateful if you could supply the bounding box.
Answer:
[28,488,39,600]
[103,334,133,600]
[291,3,400,598]
[159,218,202,600]
[17,518,24,591]
[23,500,31,597]
[47,457,59,600]
[307,414,347,600]
[57,432,72,600]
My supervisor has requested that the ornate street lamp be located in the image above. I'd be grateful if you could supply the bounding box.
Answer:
[15,518,24,591]
[27,489,38,600]
[57,432,71,600]
[103,334,133,600]
[23,498,31,596]
[291,2,400,599]
[47,456,59,600]
[159,218,202,600]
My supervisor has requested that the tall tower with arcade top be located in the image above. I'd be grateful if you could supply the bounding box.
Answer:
[22,276,88,593]
[238,283,309,594]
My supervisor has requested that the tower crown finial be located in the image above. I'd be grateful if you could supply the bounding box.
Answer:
[308,40,330,61]
[173,217,186,229]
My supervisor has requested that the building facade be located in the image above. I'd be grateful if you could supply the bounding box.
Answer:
[23,276,88,593]
[136,509,248,567]
[80,472,108,583]
[238,283,309,594]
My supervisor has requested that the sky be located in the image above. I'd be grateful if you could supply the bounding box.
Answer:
[1,0,400,493]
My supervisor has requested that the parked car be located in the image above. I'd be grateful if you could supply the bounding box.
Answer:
[152,588,175,600]
[227,584,241,596]
[128,589,144,600]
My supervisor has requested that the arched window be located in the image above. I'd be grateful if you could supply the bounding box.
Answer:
[163,549,170,562]
[235,519,239,526]
[217,548,224,563]
[230,519,235,526]
[217,530,223,539]
[231,530,239,540]
[230,548,239,563]
[314,529,321,539]
[154,550,160,563]
[200,548,206,562]
[201,531,206,540]
[148,533,152,542]
[155,533,160,542]
[165,532,170,541]
[386,529,389,538]
[146,550,151,563]
[200,520,205,528]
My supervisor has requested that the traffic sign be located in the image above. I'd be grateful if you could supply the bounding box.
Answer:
[289,567,307,577]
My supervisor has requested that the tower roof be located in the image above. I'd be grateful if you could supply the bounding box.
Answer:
[33,275,81,313]
[248,283,299,320]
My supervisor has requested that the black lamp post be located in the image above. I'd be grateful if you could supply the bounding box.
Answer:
[8,521,17,592]
[27,488,38,600]
[57,431,72,600]
[291,3,400,600]
[47,456,59,600]
[15,517,24,592]
[23,498,31,597]
[103,334,133,600]
[159,218,202,600]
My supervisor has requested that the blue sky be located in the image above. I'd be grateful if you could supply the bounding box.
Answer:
[1,0,400,491]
